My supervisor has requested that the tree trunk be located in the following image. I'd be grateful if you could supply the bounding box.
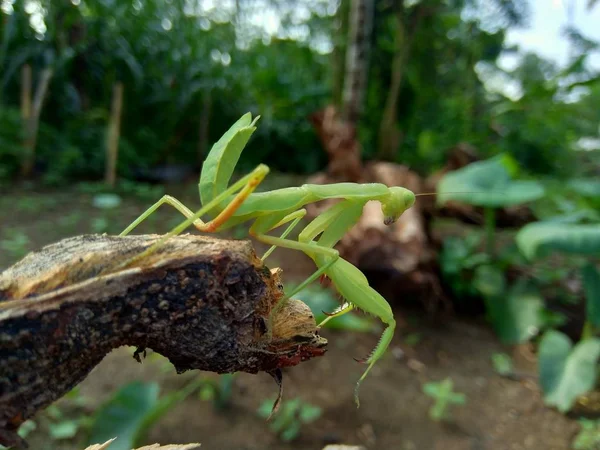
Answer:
[105,82,123,187]
[377,5,425,161]
[341,0,374,124]
[21,68,52,177]
[331,0,350,108]
[197,89,212,167]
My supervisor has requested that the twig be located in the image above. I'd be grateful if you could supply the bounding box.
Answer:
[0,234,326,449]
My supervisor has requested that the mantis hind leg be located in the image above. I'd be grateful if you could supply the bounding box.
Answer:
[120,164,269,237]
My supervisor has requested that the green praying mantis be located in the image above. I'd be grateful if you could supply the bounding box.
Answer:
[120,113,418,406]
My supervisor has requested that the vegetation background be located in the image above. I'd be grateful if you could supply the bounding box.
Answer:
[1,0,600,449]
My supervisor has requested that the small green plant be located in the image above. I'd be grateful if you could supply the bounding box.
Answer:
[0,388,92,450]
[491,353,513,377]
[439,234,489,299]
[198,373,237,411]
[257,397,322,442]
[538,330,600,413]
[422,378,466,422]
[0,420,36,450]
[86,379,204,450]
[573,419,600,450]
[440,233,544,345]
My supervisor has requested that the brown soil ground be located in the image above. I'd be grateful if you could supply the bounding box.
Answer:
[0,182,581,450]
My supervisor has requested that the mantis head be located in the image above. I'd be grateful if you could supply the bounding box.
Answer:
[382,187,416,225]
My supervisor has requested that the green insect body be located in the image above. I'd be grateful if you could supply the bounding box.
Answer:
[121,113,416,406]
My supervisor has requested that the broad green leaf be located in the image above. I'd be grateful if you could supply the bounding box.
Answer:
[583,264,600,328]
[538,330,600,413]
[86,382,160,450]
[299,404,322,423]
[281,421,302,442]
[437,154,545,208]
[485,280,543,344]
[569,178,600,197]
[199,113,260,206]
[48,420,79,440]
[516,222,600,260]
[573,419,600,450]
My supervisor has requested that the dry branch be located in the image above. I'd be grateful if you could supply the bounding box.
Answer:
[105,82,124,187]
[85,440,201,450]
[0,234,326,449]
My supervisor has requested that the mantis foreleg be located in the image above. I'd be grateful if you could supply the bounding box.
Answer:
[318,302,354,327]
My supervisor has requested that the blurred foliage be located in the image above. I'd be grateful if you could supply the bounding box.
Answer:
[574,419,600,450]
[422,378,466,422]
[0,0,597,183]
[257,397,322,442]
[538,330,600,413]
[86,379,204,450]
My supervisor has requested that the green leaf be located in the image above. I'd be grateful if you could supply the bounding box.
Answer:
[538,330,600,413]
[516,222,600,260]
[48,420,79,440]
[491,353,513,376]
[472,265,506,298]
[86,382,160,450]
[437,154,545,208]
[583,264,600,328]
[257,398,276,419]
[280,421,302,442]
[133,378,204,446]
[573,419,600,450]
[299,404,322,423]
[569,178,600,197]
[485,279,543,344]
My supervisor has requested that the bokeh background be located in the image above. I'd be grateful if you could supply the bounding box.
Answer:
[1,1,600,449]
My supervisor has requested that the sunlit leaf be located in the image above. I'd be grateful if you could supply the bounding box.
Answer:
[517,222,600,260]
[437,154,545,208]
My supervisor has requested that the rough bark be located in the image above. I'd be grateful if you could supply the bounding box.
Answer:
[377,5,426,161]
[0,234,326,449]
[342,0,374,124]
